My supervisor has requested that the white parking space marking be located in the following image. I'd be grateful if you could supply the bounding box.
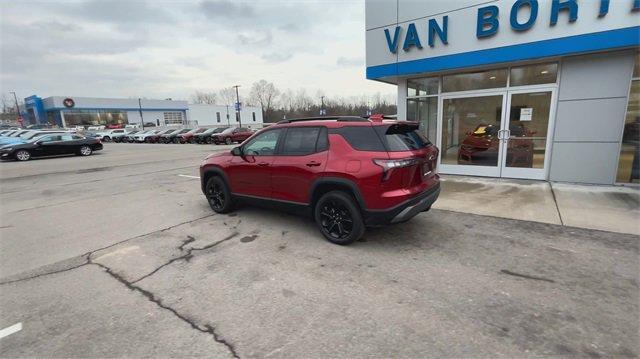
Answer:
[177,174,200,179]
[0,323,22,339]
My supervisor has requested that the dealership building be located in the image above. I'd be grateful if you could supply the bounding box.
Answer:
[366,0,639,185]
[22,95,264,129]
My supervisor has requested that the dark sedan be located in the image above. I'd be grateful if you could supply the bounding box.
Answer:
[0,133,103,161]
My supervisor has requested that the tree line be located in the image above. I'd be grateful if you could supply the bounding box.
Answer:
[191,80,397,123]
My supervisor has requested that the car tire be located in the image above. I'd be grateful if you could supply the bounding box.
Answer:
[314,191,365,245]
[103,136,111,142]
[205,176,234,214]
[206,137,213,144]
[225,137,232,145]
[173,138,180,144]
[78,145,92,156]
[14,149,31,161]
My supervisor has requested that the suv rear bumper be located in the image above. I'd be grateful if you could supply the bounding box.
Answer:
[363,183,440,226]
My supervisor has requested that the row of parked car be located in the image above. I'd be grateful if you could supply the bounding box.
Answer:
[95,127,255,145]
[0,129,103,161]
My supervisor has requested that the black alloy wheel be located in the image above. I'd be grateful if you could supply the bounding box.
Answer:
[225,137,232,145]
[315,191,364,245]
[205,176,234,213]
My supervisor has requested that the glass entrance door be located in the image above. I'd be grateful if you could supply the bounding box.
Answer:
[501,89,555,180]
[437,89,555,179]
[439,93,506,177]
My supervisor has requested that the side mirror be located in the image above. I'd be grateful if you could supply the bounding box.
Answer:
[231,146,242,156]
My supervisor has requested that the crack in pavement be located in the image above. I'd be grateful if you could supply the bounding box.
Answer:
[0,214,216,285]
[0,215,242,358]
[91,261,240,358]
[131,232,239,284]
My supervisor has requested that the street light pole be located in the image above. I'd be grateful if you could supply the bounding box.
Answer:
[233,85,242,127]
[138,98,145,130]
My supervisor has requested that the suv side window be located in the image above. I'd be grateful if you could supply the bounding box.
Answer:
[282,127,322,155]
[243,129,282,156]
[39,135,62,143]
[329,126,385,151]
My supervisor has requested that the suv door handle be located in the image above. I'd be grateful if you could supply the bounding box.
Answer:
[257,162,270,167]
[306,161,321,167]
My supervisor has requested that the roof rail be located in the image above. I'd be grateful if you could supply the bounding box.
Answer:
[276,116,370,124]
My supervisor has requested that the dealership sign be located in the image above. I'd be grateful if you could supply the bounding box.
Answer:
[384,0,640,54]
[366,0,640,79]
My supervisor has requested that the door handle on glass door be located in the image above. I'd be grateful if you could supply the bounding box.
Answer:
[306,161,321,167]
[258,162,269,167]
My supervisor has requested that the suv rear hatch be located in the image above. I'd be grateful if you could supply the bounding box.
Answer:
[373,122,439,191]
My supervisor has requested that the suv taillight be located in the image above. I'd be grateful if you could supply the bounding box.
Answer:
[373,158,419,181]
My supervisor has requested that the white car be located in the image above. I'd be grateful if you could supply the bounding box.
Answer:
[96,129,127,142]
[132,130,161,143]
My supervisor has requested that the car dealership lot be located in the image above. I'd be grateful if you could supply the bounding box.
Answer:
[0,144,638,358]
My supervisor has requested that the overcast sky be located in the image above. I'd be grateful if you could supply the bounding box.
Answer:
[0,0,395,103]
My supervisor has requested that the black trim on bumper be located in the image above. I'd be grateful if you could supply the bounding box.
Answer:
[363,183,440,226]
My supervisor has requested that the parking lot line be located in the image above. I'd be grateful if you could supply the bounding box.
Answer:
[177,174,200,179]
[0,323,22,340]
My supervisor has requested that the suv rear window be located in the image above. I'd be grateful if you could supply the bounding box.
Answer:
[329,126,385,151]
[282,127,324,155]
[375,124,431,151]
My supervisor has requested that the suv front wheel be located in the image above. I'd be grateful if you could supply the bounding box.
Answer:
[205,176,234,213]
[314,191,365,245]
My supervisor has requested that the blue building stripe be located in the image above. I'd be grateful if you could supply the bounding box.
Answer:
[366,26,640,80]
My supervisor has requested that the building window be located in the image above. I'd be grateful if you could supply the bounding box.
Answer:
[63,110,128,127]
[163,112,183,125]
[510,63,558,86]
[216,112,221,123]
[442,68,508,92]
[252,112,256,122]
[408,77,438,96]
[616,53,640,184]
[407,77,439,143]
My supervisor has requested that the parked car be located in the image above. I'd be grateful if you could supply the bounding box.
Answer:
[210,127,254,145]
[0,133,103,161]
[160,128,192,143]
[112,130,139,143]
[178,128,208,143]
[457,123,534,167]
[124,129,150,143]
[131,130,161,143]
[97,129,128,142]
[144,129,175,143]
[199,116,440,244]
[194,127,228,144]
[0,130,70,145]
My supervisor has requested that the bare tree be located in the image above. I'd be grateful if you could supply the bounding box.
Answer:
[217,87,236,106]
[191,90,217,105]
[249,80,280,122]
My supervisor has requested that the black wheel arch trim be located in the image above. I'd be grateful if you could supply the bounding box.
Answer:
[309,177,367,210]
[200,166,231,195]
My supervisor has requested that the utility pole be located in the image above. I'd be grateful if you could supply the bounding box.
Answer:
[10,91,20,116]
[138,98,145,130]
[233,85,242,127]
[225,105,230,126]
[320,96,325,116]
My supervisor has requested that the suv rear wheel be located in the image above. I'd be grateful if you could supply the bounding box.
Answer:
[205,176,234,213]
[314,191,365,245]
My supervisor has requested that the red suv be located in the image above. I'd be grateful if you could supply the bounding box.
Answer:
[211,127,254,145]
[199,116,440,244]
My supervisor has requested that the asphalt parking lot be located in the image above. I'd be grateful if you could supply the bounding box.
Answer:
[0,144,638,358]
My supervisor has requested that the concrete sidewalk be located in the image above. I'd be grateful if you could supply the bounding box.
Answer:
[434,175,640,236]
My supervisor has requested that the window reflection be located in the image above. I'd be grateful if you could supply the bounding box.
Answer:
[510,63,558,86]
[63,110,128,127]
[617,62,640,183]
[442,95,503,167]
[442,69,507,92]
[407,97,438,143]
[408,77,438,96]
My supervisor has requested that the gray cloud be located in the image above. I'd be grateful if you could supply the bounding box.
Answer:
[261,52,293,63]
[337,56,364,67]
[199,0,255,18]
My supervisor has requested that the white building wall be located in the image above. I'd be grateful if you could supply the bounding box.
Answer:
[187,104,264,129]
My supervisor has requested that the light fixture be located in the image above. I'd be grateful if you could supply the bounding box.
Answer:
[541,70,549,74]
[489,76,496,80]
